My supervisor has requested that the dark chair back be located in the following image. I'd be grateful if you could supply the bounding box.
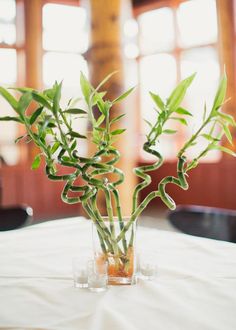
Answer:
[168,205,236,243]
[0,206,33,231]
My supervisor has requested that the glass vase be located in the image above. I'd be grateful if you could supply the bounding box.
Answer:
[92,217,137,285]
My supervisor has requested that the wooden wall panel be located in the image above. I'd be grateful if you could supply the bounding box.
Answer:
[139,158,236,211]
[0,164,82,221]
[86,0,137,216]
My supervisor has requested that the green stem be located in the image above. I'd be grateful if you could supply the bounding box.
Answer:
[116,191,161,243]
[132,142,163,213]
[111,187,127,253]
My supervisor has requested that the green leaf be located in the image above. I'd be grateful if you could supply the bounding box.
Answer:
[209,145,236,156]
[222,124,233,145]
[94,71,118,93]
[17,92,33,114]
[144,119,152,128]
[167,73,196,111]
[154,125,162,135]
[10,87,34,94]
[218,112,236,127]
[202,134,220,142]
[67,98,73,107]
[52,82,62,115]
[158,111,166,122]
[14,134,27,144]
[0,116,23,123]
[0,86,18,111]
[43,86,57,100]
[64,108,87,115]
[96,114,105,126]
[38,115,52,136]
[170,117,188,126]
[203,102,207,122]
[149,92,165,111]
[212,72,227,112]
[97,99,106,115]
[31,154,41,170]
[94,127,105,132]
[187,159,198,171]
[68,97,82,108]
[80,72,91,104]
[92,138,100,145]
[70,140,77,150]
[163,129,177,134]
[32,92,52,110]
[97,100,112,116]
[112,86,135,104]
[51,141,61,154]
[68,131,87,139]
[201,133,220,142]
[47,122,57,128]
[175,107,192,116]
[29,107,44,125]
[92,128,100,140]
[61,156,71,162]
[110,114,125,125]
[92,91,107,106]
[111,128,126,136]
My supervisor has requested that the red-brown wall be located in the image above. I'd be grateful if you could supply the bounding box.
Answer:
[0,163,82,221]
[1,156,236,222]
[139,157,236,210]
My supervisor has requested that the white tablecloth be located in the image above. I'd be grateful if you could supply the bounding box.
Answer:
[0,217,236,330]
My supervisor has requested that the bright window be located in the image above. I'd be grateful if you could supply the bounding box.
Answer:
[177,0,218,48]
[0,0,19,165]
[139,7,175,54]
[42,3,89,148]
[138,0,220,161]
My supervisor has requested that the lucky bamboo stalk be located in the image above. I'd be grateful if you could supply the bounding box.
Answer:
[0,71,235,276]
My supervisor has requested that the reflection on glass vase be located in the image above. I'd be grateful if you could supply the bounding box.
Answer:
[92,217,137,285]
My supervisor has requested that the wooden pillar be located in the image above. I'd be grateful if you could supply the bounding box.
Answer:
[24,0,43,89]
[86,0,137,216]
[217,0,236,119]
[21,0,43,161]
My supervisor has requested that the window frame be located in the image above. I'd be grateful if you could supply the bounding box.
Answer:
[0,0,26,164]
[134,0,221,162]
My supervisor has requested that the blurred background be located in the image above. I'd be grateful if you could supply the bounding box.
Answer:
[0,0,235,222]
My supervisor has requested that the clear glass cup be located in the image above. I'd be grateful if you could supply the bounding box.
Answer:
[72,257,88,288]
[139,253,158,280]
[87,259,108,292]
[92,217,137,285]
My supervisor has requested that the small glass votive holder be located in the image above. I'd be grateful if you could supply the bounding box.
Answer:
[139,254,158,281]
[87,259,108,293]
[72,257,88,288]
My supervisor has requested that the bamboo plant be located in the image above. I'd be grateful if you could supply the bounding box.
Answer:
[0,72,235,279]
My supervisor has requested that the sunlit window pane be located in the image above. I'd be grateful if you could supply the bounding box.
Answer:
[0,145,19,165]
[0,0,16,22]
[0,49,17,84]
[140,53,177,113]
[43,52,88,87]
[177,0,218,48]
[181,47,220,107]
[140,54,179,159]
[124,19,138,38]
[0,119,17,142]
[43,51,89,153]
[0,23,16,44]
[124,43,139,59]
[0,93,19,165]
[180,47,220,161]
[138,7,174,54]
[43,4,88,53]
